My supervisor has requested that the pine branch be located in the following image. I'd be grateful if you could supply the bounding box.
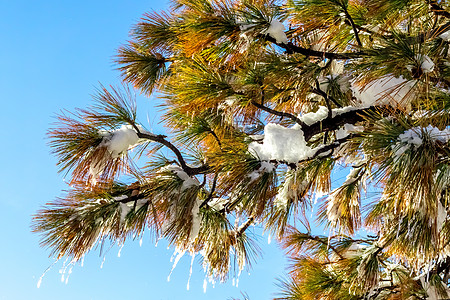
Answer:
[236,216,255,237]
[250,100,305,127]
[428,0,450,19]
[303,106,376,141]
[341,5,362,47]
[136,132,210,175]
[200,173,218,209]
[263,35,365,59]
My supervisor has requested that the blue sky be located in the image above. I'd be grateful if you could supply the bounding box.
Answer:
[0,1,288,299]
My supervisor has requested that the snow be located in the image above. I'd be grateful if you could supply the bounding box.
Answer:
[163,165,199,191]
[342,243,366,258]
[207,197,229,211]
[317,75,350,93]
[116,195,147,223]
[395,125,450,157]
[418,55,434,73]
[247,161,275,182]
[440,30,450,41]
[326,193,340,223]
[336,123,364,140]
[263,19,288,44]
[299,106,329,125]
[351,76,416,109]
[104,125,140,158]
[415,55,435,73]
[189,199,202,241]
[437,200,447,229]
[298,105,362,128]
[419,276,450,300]
[274,175,308,208]
[343,168,360,185]
[248,123,315,163]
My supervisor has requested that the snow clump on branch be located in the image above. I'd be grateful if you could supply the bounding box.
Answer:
[263,19,288,44]
[162,164,200,191]
[394,125,450,157]
[249,123,315,163]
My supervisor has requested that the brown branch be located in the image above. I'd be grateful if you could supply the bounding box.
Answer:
[342,5,362,47]
[236,216,255,237]
[263,35,365,59]
[200,173,218,209]
[302,106,375,141]
[428,0,450,19]
[250,100,305,126]
[137,132,210,175]
[311,88,343,108]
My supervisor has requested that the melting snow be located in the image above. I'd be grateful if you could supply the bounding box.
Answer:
[104,125,140,158]
[351,76,416,109]
[395,125,450,157]
[440,30,450,41]
[335,123,364,140]
[418,55,434,73]
[249,123,315,163]
[163,165,199,191]
[264,19,288,44]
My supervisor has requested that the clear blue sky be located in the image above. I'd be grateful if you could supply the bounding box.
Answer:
[0,1,288,299]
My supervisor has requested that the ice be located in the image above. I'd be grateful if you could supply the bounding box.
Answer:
[186,252,196,290]
[249,123,315,163]
[117,243,124,257]
[37,261,58,288]
[264,19,288,44]
[167,247,186,282]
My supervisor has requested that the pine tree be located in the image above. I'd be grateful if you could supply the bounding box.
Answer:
[33,0,450,298]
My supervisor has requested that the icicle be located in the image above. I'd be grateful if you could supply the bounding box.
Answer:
[186,252,196,290]
[232,278,236,286]
[167,248,186,282]
[37,260,58,288]
[59,257,70,282]
[65,265,73,284]
[268,234,272,245]
[203,277,208,293]
[100,255,106,269]
[80,256,84,267]
[117,243,124,257]
[139,231,144,247]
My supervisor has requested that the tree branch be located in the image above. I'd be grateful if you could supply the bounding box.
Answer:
[302,106,375,141]
[250,100,306,127]
[262,35,365,59]
[137,132,210,175]
[342,5,363,47]
[200,173,218,209]
[428,0,450,19]
[236,216,255,237]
